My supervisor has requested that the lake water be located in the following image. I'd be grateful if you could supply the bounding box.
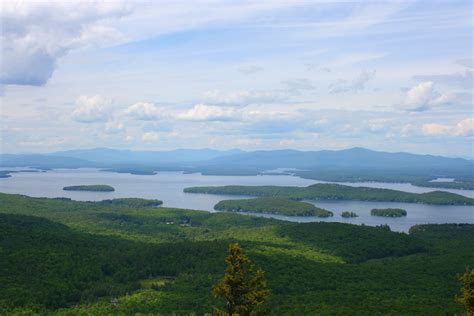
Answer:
[0,168,472,232]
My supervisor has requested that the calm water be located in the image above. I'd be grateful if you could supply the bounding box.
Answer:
[0,168,472,232]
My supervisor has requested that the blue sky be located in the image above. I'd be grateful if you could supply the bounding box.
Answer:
[1,0,472,156]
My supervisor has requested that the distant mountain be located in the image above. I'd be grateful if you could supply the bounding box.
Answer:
[202,147,472,170]
[193,147,474,181]
[0,154,92,168]
[1,147,472,182]
[50,148,243,164]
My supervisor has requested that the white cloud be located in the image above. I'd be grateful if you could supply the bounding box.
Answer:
[453,118,474,136]
[236,138,262,146]
[71,95,110,123]
[125,102,164,120]
[176,104,238,121]
[422,123,451,136]
[105,121,124,134]
[329,70,376,93]
[1,1,310,87]
[279,139,296,146]
[204,89,283,106]
[0,0,133,86]
[367,118,390,133]
[422,118,473,136]
[141,132,159,142]
[404,81,453,111]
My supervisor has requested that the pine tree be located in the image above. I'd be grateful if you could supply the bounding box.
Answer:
[213,243,268,315]
[457,268,474,316]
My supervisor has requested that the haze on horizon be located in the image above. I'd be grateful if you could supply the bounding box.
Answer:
[0,0,473,157]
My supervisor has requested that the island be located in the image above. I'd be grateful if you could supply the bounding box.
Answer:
[341,211,358,218]
[214,197,333,217]
[63,185,115,192]
[371,208,407,217]
[184,183,474,205]
[97,198,162,207]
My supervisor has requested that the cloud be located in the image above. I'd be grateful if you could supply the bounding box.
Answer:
[456,58,473,69]
[329,70,376,93]
[203,89,284,106]
[422,123,451,136]
[176,104,238,121]
[105,121,124,134]
[453,118,474,136]
[413,70,472,89]
[422,118,473,137]
[281,78,315,95]
[125,102,164,120]
[141,132,160,142]
[0,0,133,86]
[71,95,111,123]
[238,64,264,75]
[404,81,453,111]
[279,139,296,146]
[236,138,262,146]
[367,118,391,133]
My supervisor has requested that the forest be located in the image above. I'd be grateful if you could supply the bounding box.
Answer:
[371,208,408,217]
[184,183,474,205]
[214,197,333,217]
[341,211,358,218]
[63,185,115,192]
[0,192,472,315]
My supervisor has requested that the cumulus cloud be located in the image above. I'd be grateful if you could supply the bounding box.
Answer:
[203,89,284,106]
[71,95,111,123]
[404,81,453,111]
[367,118,391,133]
[105,121,124,134]
[422,123,451,136]
[453,118,474,136]
[329,70,375,93]
[176,104,238,121]
[141,132,160,142]
[422,118,473,137]
[0,0,133,86]
[125,102,165,120]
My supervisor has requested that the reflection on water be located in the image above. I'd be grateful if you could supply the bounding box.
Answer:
[0,168,473,232]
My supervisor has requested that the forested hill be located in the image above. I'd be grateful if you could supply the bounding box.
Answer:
[0,193,472,315]
[184,183,474,205]
[195,147,473,180]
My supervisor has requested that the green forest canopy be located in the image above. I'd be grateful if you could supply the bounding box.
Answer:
[184,183,474,205]
[214,197,333,217]
[0,192,472,315]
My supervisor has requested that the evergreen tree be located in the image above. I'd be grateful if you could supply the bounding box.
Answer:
[213,243,268,315]
[457,268,474,316]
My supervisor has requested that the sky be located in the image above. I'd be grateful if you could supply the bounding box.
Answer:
[0,0,473,156]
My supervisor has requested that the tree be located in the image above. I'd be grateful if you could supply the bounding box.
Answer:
[213,243,268,315]
[457,268,474,316]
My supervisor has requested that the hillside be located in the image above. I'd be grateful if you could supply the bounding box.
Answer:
[0,193,472,314]
[185,183,474,205]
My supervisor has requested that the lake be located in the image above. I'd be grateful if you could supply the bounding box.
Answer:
[0,168,473,232]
